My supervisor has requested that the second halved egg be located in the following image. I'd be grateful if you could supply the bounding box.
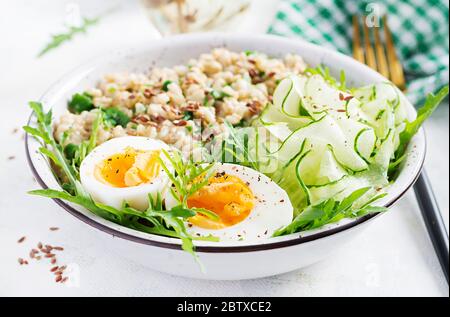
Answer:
[165,163,293,242]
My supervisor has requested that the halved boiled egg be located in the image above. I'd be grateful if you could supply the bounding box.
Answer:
[165,163,293,242]
[80,136,172,210]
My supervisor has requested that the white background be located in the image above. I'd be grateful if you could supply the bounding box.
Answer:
[0,0,448,296]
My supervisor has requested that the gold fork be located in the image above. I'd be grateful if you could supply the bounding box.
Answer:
[353,15,450,284]
[352,15,406,91]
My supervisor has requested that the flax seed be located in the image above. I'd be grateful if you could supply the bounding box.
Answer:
[50,266,59,272]
[18,236,26,243]
[344,95,354,101]
[51,258,57,264]
[55,275,62,283]
[49,227,59,231]
[53,246,64,251]
[18,258,24,265]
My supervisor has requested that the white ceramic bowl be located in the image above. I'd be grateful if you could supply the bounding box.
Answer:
[26,33,425,280]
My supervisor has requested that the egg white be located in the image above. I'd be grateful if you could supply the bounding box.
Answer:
[165,163,293,242]
[80,136,172,211]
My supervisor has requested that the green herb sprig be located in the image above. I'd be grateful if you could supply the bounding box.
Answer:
[273,187,387,236]
[216,121,261,172]
[388,85,449,177]
[38,16,100,57]
[305,65,347,91]
[24,101,218,261]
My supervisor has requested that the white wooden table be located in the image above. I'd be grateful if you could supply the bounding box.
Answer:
[0,0,448,296]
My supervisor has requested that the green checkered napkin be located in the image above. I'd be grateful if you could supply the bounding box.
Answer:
[268,0,449,105]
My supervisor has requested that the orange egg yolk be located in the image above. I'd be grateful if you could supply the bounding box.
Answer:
[187,173,255,229]
[95,147,160,187]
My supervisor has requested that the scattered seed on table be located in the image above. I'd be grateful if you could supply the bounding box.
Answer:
[45,253,55,258]
[17,236,26,243]
[55,275,62,283]
[61,277,68,283]
[18,258,24,265]
[49,227,59,231]
[51,258,57,264]
[37,242,43,249]
[50,266,59,272]
[53,246,64,251]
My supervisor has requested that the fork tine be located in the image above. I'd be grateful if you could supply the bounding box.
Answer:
[362,16,377,70]
[374,26,389,78]
[352,15,365,63]
[383,16,406,90]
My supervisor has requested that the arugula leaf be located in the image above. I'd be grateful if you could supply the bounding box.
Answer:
[29,188,217,260]
[387,86,448,179]
[191,207,220,221]
[25,102,82,193]
[336,187,371,213]
[68,93,95,114]
[395,85,449,160]
[169,205,197,218]
[273,187,387,236]
[38,17,100,57]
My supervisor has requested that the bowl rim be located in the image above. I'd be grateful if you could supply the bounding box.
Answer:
[25,32,426,253]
